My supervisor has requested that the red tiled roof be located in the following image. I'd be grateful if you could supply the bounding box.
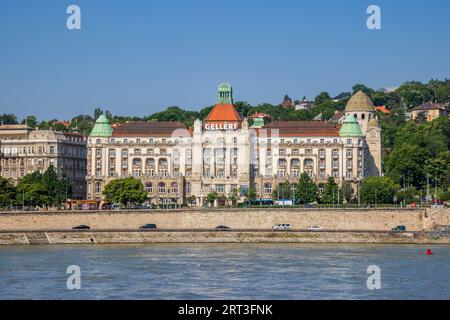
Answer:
[205,103,242,122]
[375,106,391,114]
[249,112,271,119]
[329,111,345,123]
[112,121,190,137]
[257,121,339,137]
[412,102,447,111]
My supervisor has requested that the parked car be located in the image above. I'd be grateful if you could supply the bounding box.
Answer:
[140,223,157,229]
[250,199,274,206]
[431,203,446,209]
[275,200,293,206]
[215,225,231,231]
[392,225,406,232]
[72,225,90,230]
[307,226,323,231]
[273,223,291,231]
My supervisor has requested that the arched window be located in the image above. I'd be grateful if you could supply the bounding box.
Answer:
[304,159,313,169]
[291,159,300,168]
[132,158,142,166]
[185,182,191,193]
[171,182,179,193]
[145,158,155,167]
[278,159,287,168]
[158,158,168,167]
[361,114,365,120]
[264,183,272,194]
[145,182,153,193]
[158,182,166,193]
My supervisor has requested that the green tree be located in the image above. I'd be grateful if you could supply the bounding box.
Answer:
[42,165,71,205]
[360,177,400,205]
[272,181,293,200]
[228,190,239,207]
[0,114,18,125]
[21,115,37,128]
[186,195,196,206]
[245,187,257,201]
[103,178,147,206]
[206,191,218,207]
[385,117,450,189]
[342,181,354,203]
[0,177,16,208]
[94,108,103,120]
[320,177,342,204]
[295,173,318,204]
[352,84,375,96]
[16,180,50,207]
[15,167,71,207]
[395,187,420,205]
[396,81,433,108]
[70,114,94,135]
[314,92,331,105]
[385,144,428,188]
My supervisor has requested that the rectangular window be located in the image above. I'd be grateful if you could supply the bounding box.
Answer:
[215,184,226,193]
[346,149,353,157]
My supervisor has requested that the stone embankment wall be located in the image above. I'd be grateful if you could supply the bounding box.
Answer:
[1,231,449,245]
[0,208,448,231]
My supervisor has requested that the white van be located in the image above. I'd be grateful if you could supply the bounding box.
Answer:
[273,223,292,231]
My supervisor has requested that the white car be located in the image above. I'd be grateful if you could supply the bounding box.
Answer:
[307,226,323,231]
[431,203,445,209]
[273,223,292,231]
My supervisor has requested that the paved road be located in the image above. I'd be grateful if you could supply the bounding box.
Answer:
[0,228,425,235]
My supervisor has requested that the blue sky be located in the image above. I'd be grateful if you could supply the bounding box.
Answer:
[0,0,449,120]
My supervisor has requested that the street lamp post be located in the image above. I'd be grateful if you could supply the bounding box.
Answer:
[375,188,377,207]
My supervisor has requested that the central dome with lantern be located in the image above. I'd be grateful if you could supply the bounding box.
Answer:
[204,83,242,130]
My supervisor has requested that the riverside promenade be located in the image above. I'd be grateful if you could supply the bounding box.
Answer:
[0,208,449,245]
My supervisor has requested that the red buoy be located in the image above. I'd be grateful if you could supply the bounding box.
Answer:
[426,249,434,255]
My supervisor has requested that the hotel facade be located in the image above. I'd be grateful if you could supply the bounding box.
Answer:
[87,83,382,206]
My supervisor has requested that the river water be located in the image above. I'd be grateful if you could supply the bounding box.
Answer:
[0,244,448,299]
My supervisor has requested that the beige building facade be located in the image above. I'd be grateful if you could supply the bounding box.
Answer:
[87,84,382,206]
[0,125,87,199]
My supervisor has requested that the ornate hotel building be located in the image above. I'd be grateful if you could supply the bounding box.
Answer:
[0,125,88,199]
[87,83,381,206]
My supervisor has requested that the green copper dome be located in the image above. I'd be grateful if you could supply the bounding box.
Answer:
[339,114,363,137]
[90,115,113,137]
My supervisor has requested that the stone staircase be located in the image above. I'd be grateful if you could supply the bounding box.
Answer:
[25,232,51,245]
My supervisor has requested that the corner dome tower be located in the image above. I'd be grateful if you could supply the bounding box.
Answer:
[339,114,363,137]
[368,117,379,128]
[90,115,113,137]
[344,91,376,135]
[345,91,375,112]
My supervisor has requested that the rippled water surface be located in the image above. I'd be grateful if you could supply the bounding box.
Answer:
[0,244,449,299]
